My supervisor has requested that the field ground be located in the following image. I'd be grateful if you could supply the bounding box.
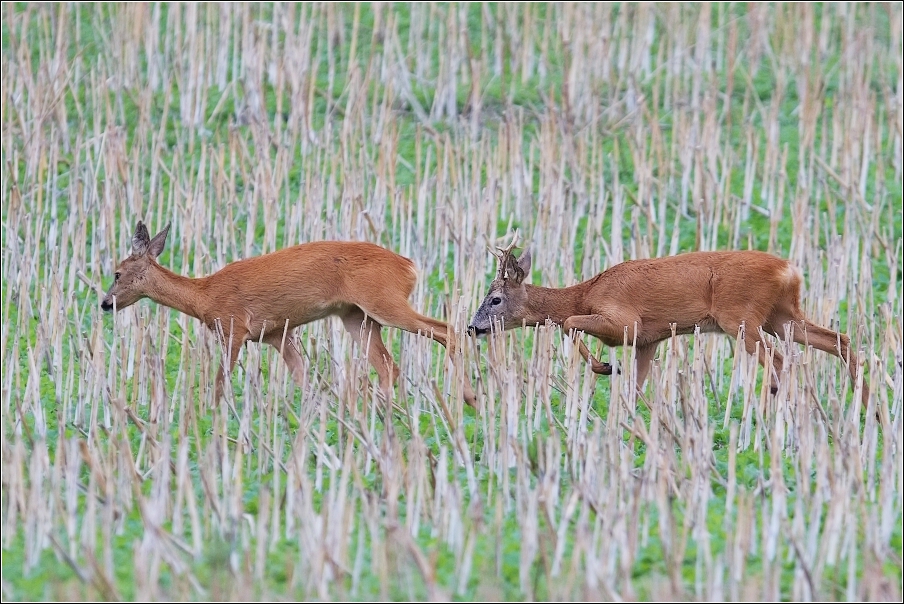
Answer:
[2,3,902,601]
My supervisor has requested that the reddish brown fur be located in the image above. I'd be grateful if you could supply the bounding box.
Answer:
[103,221,477,407]
[470,244,868,407]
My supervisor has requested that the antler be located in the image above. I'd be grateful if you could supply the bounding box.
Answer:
[492,230,519,257]
[492,230,525,281]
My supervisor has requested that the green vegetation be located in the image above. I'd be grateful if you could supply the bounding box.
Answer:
[2,3,901,601]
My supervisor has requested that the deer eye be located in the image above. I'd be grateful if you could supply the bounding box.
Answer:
[491,297,502,306]
[114,272,121,281]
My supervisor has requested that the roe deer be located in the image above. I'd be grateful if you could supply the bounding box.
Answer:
[468,233,869,407]
[102,221,477,407]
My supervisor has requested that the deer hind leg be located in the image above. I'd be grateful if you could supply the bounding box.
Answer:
[361,300,479,409]
[340,307,399,401]
[365,300,451,347]
[788,319,868,407]
[720,319,784,394]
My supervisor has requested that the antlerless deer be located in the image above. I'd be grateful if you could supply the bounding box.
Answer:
[469,234,869,407]
[103,221,477,407]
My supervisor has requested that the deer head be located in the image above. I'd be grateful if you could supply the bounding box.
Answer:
[102,221,171,311]
[468,232,532,336]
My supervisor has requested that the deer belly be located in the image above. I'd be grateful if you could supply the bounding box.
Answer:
[671,317,723,336]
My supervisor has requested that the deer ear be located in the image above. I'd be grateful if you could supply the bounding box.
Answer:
[516,249,532,282]
[147,222,171,259]
[132,221,151,257]
[503,250,530,284]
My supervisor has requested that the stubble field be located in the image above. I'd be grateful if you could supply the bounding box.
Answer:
[1,3,902,601]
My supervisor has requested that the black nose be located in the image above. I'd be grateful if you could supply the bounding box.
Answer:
[101,300,113,312]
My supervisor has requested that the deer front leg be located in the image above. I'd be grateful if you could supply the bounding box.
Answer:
[564,314,660,396]
[575,338,614,375]
[214,334,246,404]
[263,331,308,388]
[564,313,642,376]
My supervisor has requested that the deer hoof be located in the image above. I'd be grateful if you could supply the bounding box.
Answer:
[593,362,614,376]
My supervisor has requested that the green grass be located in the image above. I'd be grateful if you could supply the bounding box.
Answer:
[2,2,901,601]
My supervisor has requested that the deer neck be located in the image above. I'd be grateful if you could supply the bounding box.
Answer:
[146,264,211,323]
[522,283,588,326]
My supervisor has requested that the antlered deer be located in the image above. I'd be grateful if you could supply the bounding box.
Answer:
[103,221,477,407]
[469,234,869,406]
